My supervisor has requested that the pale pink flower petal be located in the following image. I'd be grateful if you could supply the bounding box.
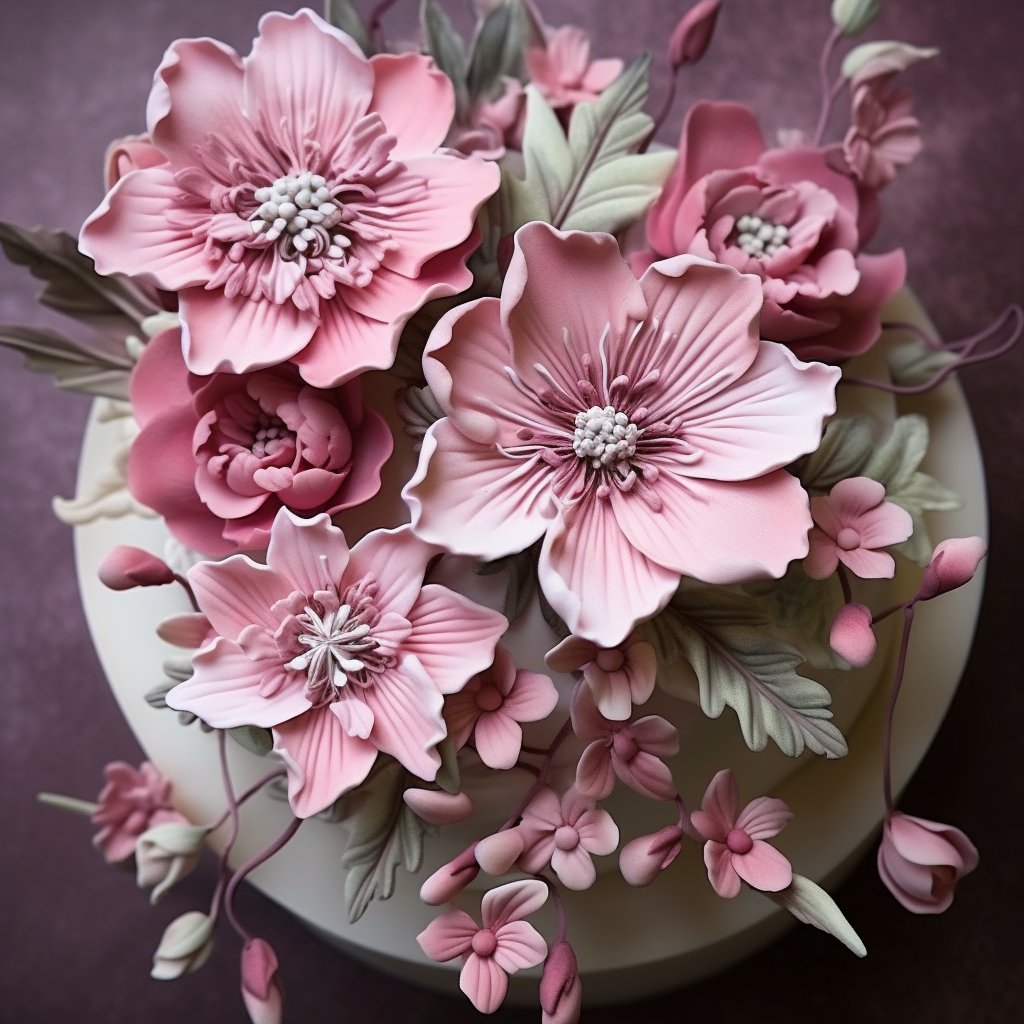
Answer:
[628,716,680,759]
[736,796,794,840]
[551,847,598,891]
[545,635,600,674]
[419,845,480,905]
[416,909,479,961]
[474,712,524,771]
[402,788,473,825]
[367,53,455,159]
[460,952,509,1014]
[731,840,793,891]
[575,741,616,800]
[475,829,526,875]
[618,825,685,887]
[265,511,352,600]
[188,558,293,638]
[691,768,738,842]
[91,762,180,864]
[616,751,677,802]
[491,920,549,972]
[704,843,742,898]
[481,878,549,929]
[501,669,560,721]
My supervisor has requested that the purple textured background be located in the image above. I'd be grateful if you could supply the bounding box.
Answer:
[2,1,1022,1021]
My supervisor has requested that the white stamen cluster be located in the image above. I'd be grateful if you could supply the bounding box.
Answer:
[734,213,789,258]
[287,603,377,700]
[250,172,349,259]
[573,405,639,469]
[250,412,293,459]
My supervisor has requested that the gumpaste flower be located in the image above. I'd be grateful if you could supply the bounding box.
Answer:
[128,328,393,556]
[167,509,507,817]
[804,476,913,580]
[636,101,906,362]
[79,9,500,386]
[405,222,839,645]
[691,768,793,897]
[417,879,549,1014]
[842,79,922,190]
[525,25,623,110]
[444,644,559,770]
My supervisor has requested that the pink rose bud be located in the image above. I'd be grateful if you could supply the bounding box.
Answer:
[916,536,987,602]
[402,788,474,825]
[475,827,526,875]
[618,825,684,887]
[829,602,877,667]
[97,545,176,591]
[241,938,284,1024]
[668,0,721,69]
[540,941,582,1024]
[419,843,480,905]
[877,811,979,914]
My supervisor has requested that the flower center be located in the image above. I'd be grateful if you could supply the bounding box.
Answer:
[836,527,861,551]
[733,213,789,258]
[554,825,581,851]
[611,728,639,763]
[726,827,754,855]
[250,172,347,260]
[471,929,498,957]
[475,684,504,713]
[595,648,625,672]
[250,411,295,459]
[573,405,639,470]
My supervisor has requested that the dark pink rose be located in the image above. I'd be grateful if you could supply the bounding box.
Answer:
[636,101,906,362]
[128,329,393,556]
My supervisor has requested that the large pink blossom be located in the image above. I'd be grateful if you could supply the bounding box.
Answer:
[636,101,906,362]
[167,509,507,817]
[79,9,500,387]
[405,222,839,645]
[417,879,548,1014]
[128,328,392,556]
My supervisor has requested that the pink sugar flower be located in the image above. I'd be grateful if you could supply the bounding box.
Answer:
[878,812,978,914]
[444,645,558,770]
[91,761,187,864]
[805,476,913,580]
[690,769,793,898]
[167,508,507,817]
[829,602,877,668]
[546,632,656,721]
[405,222,839,646]
[518,787,619,890]
[417,879,549,1014]
[525,25,622,110]
[843,80,922,190]
[570,683,678,801]
[916,535,987,601]
[80,9,499,387]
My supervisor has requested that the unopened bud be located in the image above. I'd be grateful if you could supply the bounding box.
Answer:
[831,0,881,37]
[151,911,214,980]
[136,820,208,904]
[916,536,986,602]
[668,0,721,69]
[98,545,176,591]
[829,602,876,668]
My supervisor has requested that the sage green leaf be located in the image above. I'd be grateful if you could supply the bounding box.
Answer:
[466,0,528,101]
[0,323,132,400]
[537,584,571,640]
[324,0,373,54]
[227,725,274,757]
[421,0,470,118]
[765,874,867,956]
[794,415,875,493]
[473,543,539,623]
[888,339,959,387]
[341,759,433,923]
[434,737,461,795]
[0,221,156,330]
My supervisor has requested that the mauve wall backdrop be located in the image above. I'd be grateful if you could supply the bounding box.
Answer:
[2,1,1022,1021]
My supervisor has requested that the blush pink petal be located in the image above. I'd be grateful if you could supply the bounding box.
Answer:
[839,546,896,579]
[830,602,877,667]
[417,910,478,961]
[735,796,793,840]
[855,503,914,549]
[695,769,739,837]
[704,843,741,898]
[575,811,619,855]
[545,635,599,674]
[500,670,559,721]
[188,558,293,638]
[273,704,377,817]
[804,529,840,580]
[828,476,886,516]
[345,526,436,620]
[291,299,399,388]
[551,848,598,890]
[474,712,524,770]
[732,841,793,892]
[368,53,455,159]
[461,953,508,1014]
[584,667,633,721]
[265,511,351,599]
[618,751,677,801]
[575,742,616,799]
[491,920,548,972]
[629,716,680,759]
[482,878,549,929]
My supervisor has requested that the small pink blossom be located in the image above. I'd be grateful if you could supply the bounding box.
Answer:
[916,536,987,601]
[668,0,721,70]
[80,9,499,387]
[546,632,656,720]
[525,26,622,110]
[690,769,793,898]
[877,812,978,914]
[618,825,685,887]
[805,476,913,580]
[843,80,922,190]
[417,879,549,1014]
[829,602,877,667]
[444,645,559,770]
[167,508,507,817]
[447,77,526,159]
[540,940,582,1024]
[97,545,176,591]
[570,683,678,801]
[518,787,619,890]
[91,761,187,864]
[241,938,284,1024]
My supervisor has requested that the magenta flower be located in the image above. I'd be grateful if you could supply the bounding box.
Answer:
[417,879,549,1014]
[636,101,906,362]
[167,509,507,817]
[80,9,500,387]
[525,25,623,110]
[878,812,978,914]
[518,787,619,890]
[128,328,392,556]
[805,476,913,580]
[546,632,656,721]
[91,761,187,864]
[570,683,678,801]
[690,769,793,898]
[405,222,839,645]
[443,645,558,770]
[843,80,922,190]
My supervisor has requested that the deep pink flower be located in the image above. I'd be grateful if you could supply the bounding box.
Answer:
[636,101,906,362]
[525,26,622,110]
[878,812,978,914]
[97,545,176,590]
[518,787,619,890]
[128,328,392,557]
[167,509,507,817]
[843,80,922,190]
[546,632,656,721]
[690,769,793,898]
[417,879,548,1014]
[91,761,187,864]
[444,645,558,769]
[80,9,500,387]
[805,476,913,580]
[916,536,987,601]
[405,222,839,645]
[570,683,678,801]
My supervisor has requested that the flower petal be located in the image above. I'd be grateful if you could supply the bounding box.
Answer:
[188,557,293,638]
[481,878,549,929]
[474,712,523,771]
[575,741,615,799]
[616,750,677,801]
[735,796,793,840]
[264,510,351,598]
[697,769,739,837]
[492,920,548,972]
[500,670,559,723]
[551,847,597,890]
[368,53,456,159]
[704,842,741,898]
[416,910,478,962]
[345,525,437,620]
[460,953,508,1014]
[732,841,793,892]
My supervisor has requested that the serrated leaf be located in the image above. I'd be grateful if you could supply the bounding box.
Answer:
[227,725,274,757]
[0,323,132,400]
[765,874,866,956]
[0,221,156,330]
[421,0,470,118]
[887,338,959,388]
[466,0,527,101]
[324,0,374,54]
[341,760,432,923]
